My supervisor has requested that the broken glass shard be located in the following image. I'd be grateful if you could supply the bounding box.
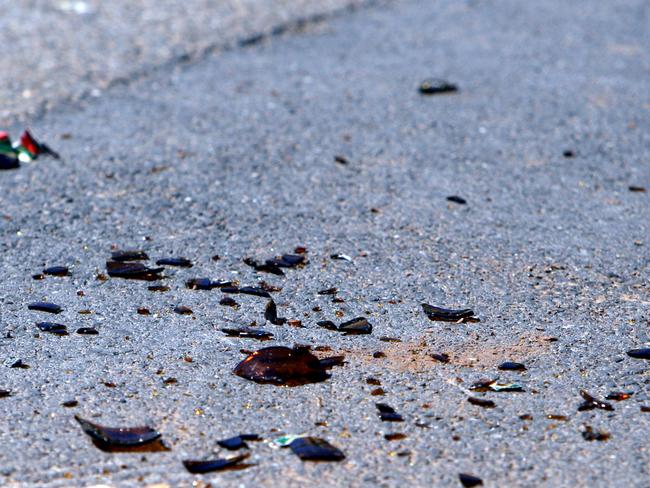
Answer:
[605,392,631,401]
[380,337,401,343]
[447,195,467,204]
[470,380,523,392]
[111,250,149,261]
[498,361,526,371]
[265,300,286,325]
[174,306,193,315]
[330,253,352,262]
[186,278,232,290]
[266,254,306,268]
[419,79,458,95]
[459,473,483,487]
[106,261,163,281]
[468,397,495,408]
[36,322,68,335]
[339,317,372,335]
[239,286,272,298]
[431,353,450,363]
[422,304,478,322]
[43,266,70,276]
[183,454,251,473]
[28,302,62,314]
[627,348,650,360]
[221,328,273,341]
[243,258,284,276]
[582,425,610,442]
[219,297,239,308]
[317,320,338,331]
[156,257,192,267]
[217,434,260,450]
[77,327,99,335]
[75,415,168,452]
[384,433,407,441]
[376,403,404,422]
[148,285,170,292]
[289,437,345,461]
[233,346,344,386]
[578,390,614,411]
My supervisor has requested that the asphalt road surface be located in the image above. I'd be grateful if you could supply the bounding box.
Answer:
[0,0,370,126]
[1,0,649,486]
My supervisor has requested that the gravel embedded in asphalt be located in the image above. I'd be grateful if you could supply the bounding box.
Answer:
[0,0,649,486]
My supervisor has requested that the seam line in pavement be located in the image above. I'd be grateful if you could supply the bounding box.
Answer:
[18,0,391,129]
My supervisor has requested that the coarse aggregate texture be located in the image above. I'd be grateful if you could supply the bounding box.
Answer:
[0,0,649,486]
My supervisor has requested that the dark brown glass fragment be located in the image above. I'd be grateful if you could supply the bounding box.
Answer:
[421,303,478,322]
[239,286,272,298]
[447,195,467,204]
[28,302,62,314]
[627,348,650,360]
[106,261,164,281]
[384,433,407,441]
[289,437,345,461]
[185,278,232,290]
[578,390,614,411]
[605,392,631,401]
[432,353,450,363]
[259,281,282,292]
[217,434,260,450]
[219,297,239,308]
[243,258,284,276]
[76,327,99,335]
[156,257,193,267]
[419,79,458,95]
[36,322,68,335]
[546,415,568,421]
[582,425,610,442]
[317,320,338,331]
[318,288,338,295]
[43,266,70,276]
[339,317,372,335]
[380,336,401,343]
[75,415,169,452]
[111,250,149,261]
[459,473,483,487]
[221,328,273,341]
[10,360,29,369]
[265,300,286,325]
[468,397,495,409]
[174,306,193,315]
[183,454,252,473]
[376,403,404,422]
[334,155,349,165]
[498,361,526,371]
[233,346,344,386]
[148,285,170,292]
